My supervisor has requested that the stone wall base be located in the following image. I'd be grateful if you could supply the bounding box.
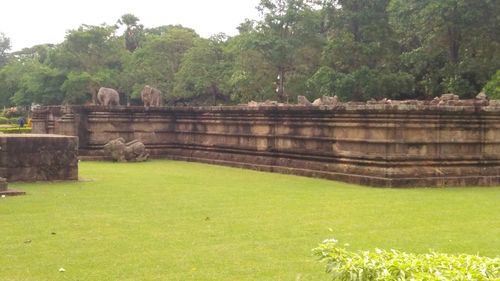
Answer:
[80,145,500,187]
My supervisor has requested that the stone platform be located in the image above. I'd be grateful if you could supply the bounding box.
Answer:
[32,103,500,187]
[0,134,78,182]
[0,189,26,197]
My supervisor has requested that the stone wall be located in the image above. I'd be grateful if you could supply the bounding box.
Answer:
[32,103,500,187]
[0,134,78,182]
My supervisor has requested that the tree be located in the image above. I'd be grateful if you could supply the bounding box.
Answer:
[48,24,126,103]
[11,44,56,64]
[483,70,500,99]
[118,14,144,52]
[173,35,232,105]
[122,25,199,101]
[0,60,22,107]
[312,0,416,101]
[246,0,319,102]
[5,60,66,106]
[388,0,500,97]
[0,32,10,68]
[323,0,399,72]
[226,34,277,103]
[49,24,122,73]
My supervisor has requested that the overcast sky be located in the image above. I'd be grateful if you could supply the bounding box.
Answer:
[1,0,261,52]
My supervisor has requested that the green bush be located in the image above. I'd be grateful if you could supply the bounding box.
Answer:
[483,70,500,100]
[0,127,32,134]
[313,238,499,280]
[0,116,24,124]
[306,67,416,101]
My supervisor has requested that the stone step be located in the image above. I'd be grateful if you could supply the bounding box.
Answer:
[0,189,26,197]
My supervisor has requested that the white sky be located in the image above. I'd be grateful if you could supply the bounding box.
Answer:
[0,0,261,52]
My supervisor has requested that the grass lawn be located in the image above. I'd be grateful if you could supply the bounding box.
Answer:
[1,160,499,280]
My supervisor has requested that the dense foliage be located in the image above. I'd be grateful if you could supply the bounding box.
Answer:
[0,0,499,107]
[483,70,500,99]
[314,238,500,280]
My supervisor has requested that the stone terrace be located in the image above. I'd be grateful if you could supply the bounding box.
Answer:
[31,101,500,187]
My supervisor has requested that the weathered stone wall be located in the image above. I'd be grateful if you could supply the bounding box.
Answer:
[0,134,78,182]
[32,104,500,187]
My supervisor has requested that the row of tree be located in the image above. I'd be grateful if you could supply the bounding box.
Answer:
[1,0,499,107]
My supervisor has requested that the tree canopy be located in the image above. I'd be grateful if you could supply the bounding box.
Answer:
[0,0,499,107]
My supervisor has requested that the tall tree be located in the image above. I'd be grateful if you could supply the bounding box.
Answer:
[389,0,500,97]
[49,24,122,73]
[324,0,398,72]
[47,24,126,103]
[11,44,56,64]
[232,2,328,103]
[0,60,22,107]
[0,32,11,68]
[122,25,199,102]
[310,0,416,101]
[246,0,317,102]
[118,14,144,52]
[173,35,232,105]
[226,32,277,103]
[5,60,66,106]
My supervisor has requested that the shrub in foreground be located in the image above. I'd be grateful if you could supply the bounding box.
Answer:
[313,238,499,280]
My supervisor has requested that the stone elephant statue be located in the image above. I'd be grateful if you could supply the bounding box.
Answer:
[103,138,149,162]
[141,85,162,108]
[97,87,120,106]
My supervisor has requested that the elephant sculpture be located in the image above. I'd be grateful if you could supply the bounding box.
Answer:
[141,85,162,108]
[103,138,149,162]
[97,87,120,106]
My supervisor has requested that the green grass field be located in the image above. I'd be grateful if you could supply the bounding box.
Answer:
[1,160,499,280]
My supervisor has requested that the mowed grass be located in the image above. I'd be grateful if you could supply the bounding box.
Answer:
[0,160,499,281]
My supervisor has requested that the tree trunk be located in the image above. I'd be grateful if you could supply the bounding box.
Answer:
[276,67,288,103]
[447,25,461,64]
[352,20,360,42]
[350,2,361,42]
[211,83,218,106]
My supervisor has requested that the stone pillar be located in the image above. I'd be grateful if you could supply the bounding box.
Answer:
[58,106,79,136]
[31,108,49,134]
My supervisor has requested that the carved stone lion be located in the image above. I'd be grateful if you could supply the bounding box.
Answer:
[103,138,149,162]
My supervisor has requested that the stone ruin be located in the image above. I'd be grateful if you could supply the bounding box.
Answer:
[0,177,24,197]
[103,138,149,162]
[0,134,78,196]
[247,92,495,108]
[293,92,495,108]
[31,94,500,187]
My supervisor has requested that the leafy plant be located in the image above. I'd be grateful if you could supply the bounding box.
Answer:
[483,70,500,100]
[313,238,499,281]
